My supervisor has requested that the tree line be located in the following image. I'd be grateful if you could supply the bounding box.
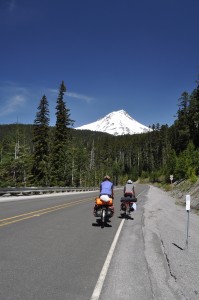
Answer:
[0,76,199,188]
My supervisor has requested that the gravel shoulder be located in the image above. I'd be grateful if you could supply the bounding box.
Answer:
[144,185,199,300]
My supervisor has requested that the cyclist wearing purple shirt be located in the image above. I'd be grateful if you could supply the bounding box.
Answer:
[100,175,114,198]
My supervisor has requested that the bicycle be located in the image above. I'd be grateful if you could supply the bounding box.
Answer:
[120,194,137,219]
[94,196,114,228]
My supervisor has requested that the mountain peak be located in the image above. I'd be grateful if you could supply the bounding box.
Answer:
[103,109,134,120]
[75,110,150,136]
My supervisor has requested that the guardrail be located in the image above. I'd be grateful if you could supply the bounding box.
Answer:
[0,187,99,197]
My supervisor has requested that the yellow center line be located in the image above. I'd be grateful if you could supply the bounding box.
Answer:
[0,198,93,227]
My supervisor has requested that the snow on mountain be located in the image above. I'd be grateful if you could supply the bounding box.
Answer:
[75,109,150,136]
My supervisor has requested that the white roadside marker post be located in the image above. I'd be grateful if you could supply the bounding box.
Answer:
[170,174,173,190]
[185,195,190,248]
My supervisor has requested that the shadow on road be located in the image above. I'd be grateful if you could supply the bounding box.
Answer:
[118,214,134,220]
[172,242,184,251]
[92,219,112,228]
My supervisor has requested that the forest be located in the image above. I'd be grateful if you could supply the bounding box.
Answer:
[0,77,199,188]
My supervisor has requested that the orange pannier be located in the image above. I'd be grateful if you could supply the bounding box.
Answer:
[95,197,113,205]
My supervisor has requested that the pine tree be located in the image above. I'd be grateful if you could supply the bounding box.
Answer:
[189,77,199,147]
[31,95,50,186]
[51,81,74,186]
[174,91,190,152]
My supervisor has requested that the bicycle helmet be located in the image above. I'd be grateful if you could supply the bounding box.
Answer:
[127,179,133,184]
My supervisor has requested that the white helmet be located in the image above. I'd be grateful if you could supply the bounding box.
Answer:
[127,179,133,184]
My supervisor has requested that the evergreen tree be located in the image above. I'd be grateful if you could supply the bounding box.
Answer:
[31,95,50,186]
[51,81,74,186]
[174,91,190,151]
[189,77,199,147]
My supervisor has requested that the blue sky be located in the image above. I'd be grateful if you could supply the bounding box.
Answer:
[0,0,198,128]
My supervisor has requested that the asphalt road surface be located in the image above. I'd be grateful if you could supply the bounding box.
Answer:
[0,184,199,300]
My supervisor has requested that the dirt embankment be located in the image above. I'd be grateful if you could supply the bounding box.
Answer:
[170,178,199,211]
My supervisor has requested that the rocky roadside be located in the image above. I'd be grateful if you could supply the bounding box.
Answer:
[169,178,199,212]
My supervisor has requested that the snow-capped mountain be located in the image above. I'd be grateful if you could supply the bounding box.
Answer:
[75,109,150,136]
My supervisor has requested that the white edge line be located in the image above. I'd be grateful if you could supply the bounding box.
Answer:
[90,219,125,300]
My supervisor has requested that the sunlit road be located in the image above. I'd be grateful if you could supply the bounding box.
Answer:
[0,187,145,300]
[1,184,198,300]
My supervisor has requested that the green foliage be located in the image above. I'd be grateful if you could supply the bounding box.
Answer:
[31,95,50,186]
[50,81,74,186]
[1,74,199,187]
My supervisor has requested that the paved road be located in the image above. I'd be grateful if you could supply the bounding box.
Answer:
[0,185,199,300]
[0,187,133,300]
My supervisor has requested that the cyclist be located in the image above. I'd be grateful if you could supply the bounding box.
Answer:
[100,175,114,198]
[121,179,136,212]
[124,179,135,197]
[93,175,114,217]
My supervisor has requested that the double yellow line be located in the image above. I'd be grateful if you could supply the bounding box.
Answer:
[0,198,93,228]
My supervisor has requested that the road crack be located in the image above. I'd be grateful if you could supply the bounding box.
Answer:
[161,239,177,281]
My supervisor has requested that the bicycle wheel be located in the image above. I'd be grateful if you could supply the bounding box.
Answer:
[101,208,106,227]
[126,202,131,218]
